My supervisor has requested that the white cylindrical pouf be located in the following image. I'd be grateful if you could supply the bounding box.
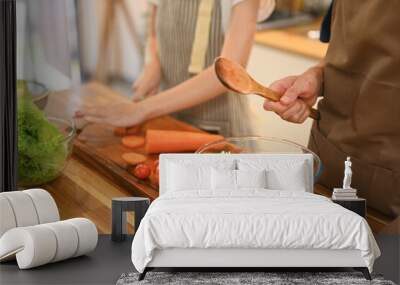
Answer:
[0,218,98,269]
[0,192,39,227]
[0,226,57,269]
[18,226,58,269]
[0,196,17,237]
[42,221,79,262]
[23,189,60,224]
[66,218,98,257]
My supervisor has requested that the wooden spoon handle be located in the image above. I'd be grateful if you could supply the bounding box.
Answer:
[255,85,320,120]
[308,108,320,120]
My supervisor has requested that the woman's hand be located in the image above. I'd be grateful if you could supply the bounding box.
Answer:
[263,66,323,123]
[132,60,161,101]
[75,101,148,127]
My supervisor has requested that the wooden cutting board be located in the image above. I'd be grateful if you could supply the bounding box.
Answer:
[45,81,204,200]
[73,116,204,200]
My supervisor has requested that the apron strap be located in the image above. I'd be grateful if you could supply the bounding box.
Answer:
[188,0,214,74]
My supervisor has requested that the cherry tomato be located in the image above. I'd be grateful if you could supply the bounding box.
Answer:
[132,164,151,180]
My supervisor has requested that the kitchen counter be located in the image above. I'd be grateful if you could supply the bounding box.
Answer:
[42,82,142,233]
[42,81,203,233]
[254,19,328,60]
[43,155,133,234]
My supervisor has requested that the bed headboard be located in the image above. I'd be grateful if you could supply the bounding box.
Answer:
[159,153,314,195]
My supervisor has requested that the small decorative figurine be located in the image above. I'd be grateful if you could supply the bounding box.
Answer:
[342,157,352,189]
[332,157,358,200]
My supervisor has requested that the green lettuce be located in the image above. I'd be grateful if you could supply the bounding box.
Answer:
[17,84,67,186]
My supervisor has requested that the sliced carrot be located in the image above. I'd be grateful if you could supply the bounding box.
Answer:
[114,126,141,137]
[145,130,224,154]
[122,136,145,149]
[121,152,146,165]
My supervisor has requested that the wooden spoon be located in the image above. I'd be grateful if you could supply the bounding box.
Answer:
[214,57,320,120]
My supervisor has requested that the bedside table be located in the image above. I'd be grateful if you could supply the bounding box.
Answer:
[332,198,366,218]
[112,197,150,242]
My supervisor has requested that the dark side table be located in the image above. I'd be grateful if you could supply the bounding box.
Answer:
[332,198,366,218]
[112,197,150,242]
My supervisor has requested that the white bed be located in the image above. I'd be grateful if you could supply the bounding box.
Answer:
[131,154,380,280]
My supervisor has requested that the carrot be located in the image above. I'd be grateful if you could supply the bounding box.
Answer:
[122,136,145,149]
[114,126,140,137]
[121,152,146,165]
[145,130,224,154]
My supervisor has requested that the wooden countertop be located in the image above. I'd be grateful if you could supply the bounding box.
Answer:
[42,82,141,233]
[43,155,134,234]
[254,20,328,60]
[42,81,205,232]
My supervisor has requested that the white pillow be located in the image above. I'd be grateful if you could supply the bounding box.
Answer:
[167,162,211,191]
[236,170,267,189]
[265,162,307,191]
[211,169,267,190]
[211,168,237,190]
[238,159,309,191]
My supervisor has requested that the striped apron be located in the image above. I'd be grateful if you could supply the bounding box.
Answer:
[156,0,253,137]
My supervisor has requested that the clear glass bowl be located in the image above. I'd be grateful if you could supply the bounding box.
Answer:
[17,80,50,110]
[18,117,76,187]
[196,136,322,181]
[49,116,76,156]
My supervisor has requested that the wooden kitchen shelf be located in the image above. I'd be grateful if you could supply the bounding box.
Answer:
[254,19,328,60]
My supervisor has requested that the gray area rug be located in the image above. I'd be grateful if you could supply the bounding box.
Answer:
[116,272,395,285]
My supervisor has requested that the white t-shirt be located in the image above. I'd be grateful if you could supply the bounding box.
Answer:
[149,0,275,32]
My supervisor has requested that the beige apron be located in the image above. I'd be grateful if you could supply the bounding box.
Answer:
[309,0,400,218]
[156,0,253,137]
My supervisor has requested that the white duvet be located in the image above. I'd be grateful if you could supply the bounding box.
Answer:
[131,190,380,273]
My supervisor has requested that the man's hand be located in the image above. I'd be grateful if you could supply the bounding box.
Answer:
[132,59,161,102]
[263,66,323,123]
